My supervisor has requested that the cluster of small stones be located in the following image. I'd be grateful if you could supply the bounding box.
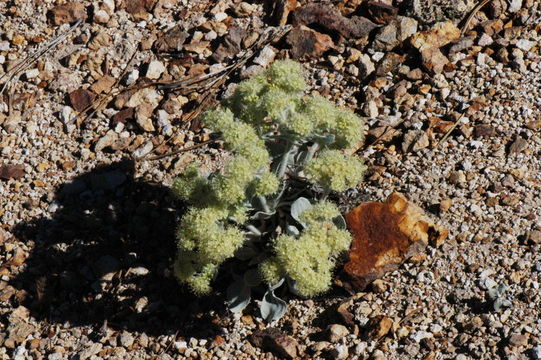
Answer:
[1,0,541,359]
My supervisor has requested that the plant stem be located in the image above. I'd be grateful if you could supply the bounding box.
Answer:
[257,195,271,213]
[276,143,298,179]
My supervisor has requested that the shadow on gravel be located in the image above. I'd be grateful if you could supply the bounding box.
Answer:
[12,159,225,337]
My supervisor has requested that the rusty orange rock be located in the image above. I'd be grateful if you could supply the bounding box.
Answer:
[343,192,447,291]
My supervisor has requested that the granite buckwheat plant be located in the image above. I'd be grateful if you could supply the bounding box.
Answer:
[172,60,365,321]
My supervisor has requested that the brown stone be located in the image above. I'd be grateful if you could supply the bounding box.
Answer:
[61,161,76,171]
[439,199,452,213]
[474,124,496,137]
[90,75,116,94]
[365,315,393,339]
[153,26,189,53]
[48,2,87,25]
[0,164,25,180]
[376,52,404,75]
[410,21,461,51]
[88,31,111,51]
[211,27,245,62]
[528,230,541,244]
[292,3,377,39]
[508,333,529,347]
[112,107,135,125]
[126,0,156,20]
[486,0,508,19]
[11,247,26,266]
[269,0,300,26]
[367,1,398,24]
[343,192,448,291]
[508,137,528,154]
[420,47,449,75]
[250,329,299,359]
[69,88,96,112]
[286,26,334,59]
[480,19,504,36]
[406,68,423,80]
[525,120,541,130]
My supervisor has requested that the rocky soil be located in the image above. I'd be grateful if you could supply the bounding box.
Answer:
[1,0,540,359]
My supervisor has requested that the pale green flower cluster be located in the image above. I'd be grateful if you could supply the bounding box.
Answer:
[305,149,366,192]
[260,218,352,297]
[225,60,363,148]
[259,201,351,297]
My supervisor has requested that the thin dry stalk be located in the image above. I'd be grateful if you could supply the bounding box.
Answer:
[461,0,493,36]
[433,110,466,148]
[0,18,83,96]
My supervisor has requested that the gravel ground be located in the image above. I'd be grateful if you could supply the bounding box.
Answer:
[1,0,540,359]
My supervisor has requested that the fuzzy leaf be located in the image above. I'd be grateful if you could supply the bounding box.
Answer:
[260,289,287,322]
[493,297,512,312]
[251,210,276,220]
[312,133,335,145]
[269,278,285,291]
[333,215,347,230]
[286,225,300,236]
[226,279,251,313]
[290,197,312,225]
[487,284,506,300]
[286,277,301,297]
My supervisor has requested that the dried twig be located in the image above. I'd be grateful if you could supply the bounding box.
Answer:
[461,0,493,36]
[433,110,466,148]
[0,18,83,96]
[148,139,215,161]
[398,307,423,326]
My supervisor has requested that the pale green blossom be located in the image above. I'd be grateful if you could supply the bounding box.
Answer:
[255,172,280,196]
[259,257,283,285]
[212,156,256,204]
[287,112,314,137]
[186,263,218,295]
[300,201,341,226]
[305,150,365,192]
[266,60,306,93]
[172,164,211,204]
[333,108,364,148]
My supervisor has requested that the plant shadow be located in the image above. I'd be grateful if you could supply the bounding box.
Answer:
[11,159,226,337]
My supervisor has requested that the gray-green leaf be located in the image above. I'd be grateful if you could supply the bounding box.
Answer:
[333,215,347,230]
[312,133,335,145]
[260,289,287,322]
[226,279,251,313]
[290,197,312,226]
[251,210,276,220]
[286,225,300,236]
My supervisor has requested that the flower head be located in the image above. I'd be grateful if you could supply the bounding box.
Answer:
[259,257,284,285]
[273,232,334,297]
[300,201,341,226]
[305,150,365,192]
[266,60,306,93]
[333,108,364,149]
[172,164,211,204]
[255,171,280,196]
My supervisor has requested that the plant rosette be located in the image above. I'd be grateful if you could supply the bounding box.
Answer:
[172,60,366,321]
